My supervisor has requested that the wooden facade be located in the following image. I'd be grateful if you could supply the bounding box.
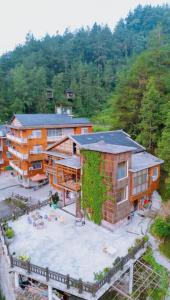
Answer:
[6,116,92,187]
[46,136,163,225]
[0,134,12,172]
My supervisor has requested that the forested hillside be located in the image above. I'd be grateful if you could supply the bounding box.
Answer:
[0,4,170,198]
[0,4,170,122]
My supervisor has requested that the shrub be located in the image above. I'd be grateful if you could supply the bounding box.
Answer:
[151,217,170,242]
[94,267,110,281]
[5,228,14,239]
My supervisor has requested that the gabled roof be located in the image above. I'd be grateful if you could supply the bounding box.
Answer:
[82,141,136,154]
[10,114,91,128]
[46,130,145,154]
[130,152,164,172]
[71,130,145,153]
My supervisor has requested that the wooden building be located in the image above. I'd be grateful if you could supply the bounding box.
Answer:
[6,114,92,187]
[45,130,163,225]
[0,125,12,173]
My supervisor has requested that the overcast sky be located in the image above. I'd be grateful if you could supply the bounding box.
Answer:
[0,0,168,55]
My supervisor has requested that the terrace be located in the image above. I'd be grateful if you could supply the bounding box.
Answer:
[6,204,150,298]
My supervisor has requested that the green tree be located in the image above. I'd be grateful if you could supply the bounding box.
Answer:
[137,78,161,150]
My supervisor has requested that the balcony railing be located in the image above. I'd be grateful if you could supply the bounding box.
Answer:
[28,134,42,139]
[46,165,56,175]
[9,160,27,176]
[30,149,42,155]
[47,135,65,142]
[7,133,27,144]
[58,180,81,191]
[8,147,28,160]
[0,159,4,165]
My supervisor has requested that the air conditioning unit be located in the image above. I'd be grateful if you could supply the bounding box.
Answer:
[29,167,34,171]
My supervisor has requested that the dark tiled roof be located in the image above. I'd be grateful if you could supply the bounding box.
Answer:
[131,152,164,172]
[13,114,91,127]
[71,130,145,153]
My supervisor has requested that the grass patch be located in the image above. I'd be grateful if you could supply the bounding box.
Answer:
[159,238,170,259]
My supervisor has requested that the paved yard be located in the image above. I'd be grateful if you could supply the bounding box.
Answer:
[9,204,150,283]
[0,172,52,203]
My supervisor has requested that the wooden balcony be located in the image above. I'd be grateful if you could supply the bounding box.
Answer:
[7,133,27,144]
[57,180,81,192]
[45,165,56,175]
[8,146,28,160]
[9,160,27,176]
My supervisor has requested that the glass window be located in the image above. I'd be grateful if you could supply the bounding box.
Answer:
[116,187,127,203]
[31,161,42,170]
[117,162,127,180]
[6,152,12,158]
[31,130,41,138]
[133,169,148,195]
[47,129,62,137]
[81,128,88,134]
[53,175,57,184]
[153,167,158,181]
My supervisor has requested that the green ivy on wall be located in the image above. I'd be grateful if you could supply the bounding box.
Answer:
[81,150,108,224]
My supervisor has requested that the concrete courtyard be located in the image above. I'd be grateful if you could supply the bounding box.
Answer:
[9,204,150,283]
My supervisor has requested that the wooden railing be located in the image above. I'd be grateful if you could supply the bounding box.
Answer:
[0,199,49,223]
[0,200,147,297]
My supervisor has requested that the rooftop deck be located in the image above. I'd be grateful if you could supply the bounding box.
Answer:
[9,204,150,283]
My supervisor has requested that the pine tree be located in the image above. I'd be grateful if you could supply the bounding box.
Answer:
[158,110,170,199]
[137,78,161,150]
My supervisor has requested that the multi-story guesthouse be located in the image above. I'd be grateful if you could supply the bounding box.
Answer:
[45,130,163,225]
[6,113,92,187]
[0,125,12,173]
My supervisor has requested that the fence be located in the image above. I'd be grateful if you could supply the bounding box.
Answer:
[0,215,147,297]
[0,199,49,223]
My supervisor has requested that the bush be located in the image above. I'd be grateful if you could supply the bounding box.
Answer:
[5,228,14,239]
[51,192,60,205]
[94,267,110,281]
[151,217,170,242]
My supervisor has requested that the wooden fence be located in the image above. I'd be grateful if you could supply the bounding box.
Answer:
[0,199,49,223]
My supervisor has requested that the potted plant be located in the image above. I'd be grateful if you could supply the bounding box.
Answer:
[5,227,15,244]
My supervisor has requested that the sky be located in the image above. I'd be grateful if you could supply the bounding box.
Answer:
[0,0,168,55]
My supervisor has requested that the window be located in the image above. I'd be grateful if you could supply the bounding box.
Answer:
[81,127,88,134]
[32,145,42,153]
[47,129,62,137]
[73,142,77,155]
[53,175,57,184]
[116,187,127,203]
[6,152,12,158]
[31,130,41,138]
[117,162,127,180]
[133,169,148,195]
[31,161,42,170]
[153,167,158,181]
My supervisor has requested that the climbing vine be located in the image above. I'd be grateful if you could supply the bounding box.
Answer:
[81,150,108,224]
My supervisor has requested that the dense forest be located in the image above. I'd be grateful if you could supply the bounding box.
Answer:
[0,4,170,198]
